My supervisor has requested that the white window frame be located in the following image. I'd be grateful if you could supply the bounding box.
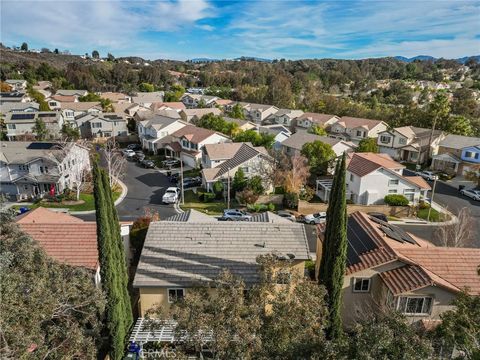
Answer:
[167,288,185,303]
[380,135,391,144]
[352,278,371,293]
[388,179,399,186]
[396,296,433,316]
[388,189,397,194]
[398,137,407,145]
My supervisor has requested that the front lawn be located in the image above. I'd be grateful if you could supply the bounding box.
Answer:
[15,192,121,212]
[417,207,446,222]
[180,190,229,215]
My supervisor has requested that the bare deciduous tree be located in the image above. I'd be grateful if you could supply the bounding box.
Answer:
[103,140,126,188]
[432,207,475,247]
[284,154,310,194]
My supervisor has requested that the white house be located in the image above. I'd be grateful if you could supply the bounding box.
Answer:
[137,115,187,152]
[181,94,219,108]
[74,113,129,139]
[132,92,164,107]
[295,112,339,130]
[316,152,430,205]
[5,79,28,91]
[4,112,64,140]
[0,141,90,201]
[377,126,445,164]
[328,116,388,144]
[201,142,272,192]
[267,109,304,127]
[60,102,102,123]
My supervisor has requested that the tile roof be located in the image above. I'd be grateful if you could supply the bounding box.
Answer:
[18,222,99,270]
[296,112,338,126]
[172,124,222,144]
[133,221,310,287]
[439,134,480,150]
[379,265,432,295]
[402,175,431,190]
[55,89,87,97]
[248,212,292,223]
[51,95,77,102]
[181,108,222,118]
[151,102,186,111]
[281,130,342,151]
[60,101,101,111]
[347,152,403,177]
[165,209,217,222]
[336,116,385,130]
[16,207,84,224]
[204,142,245,160]
[0,141,81,164]
[100,92,130,102]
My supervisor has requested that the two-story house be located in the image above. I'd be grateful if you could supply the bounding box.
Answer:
[245,103,279,124]
[295,112,339,130]
[161,125,230,168]
[60,102,102,124]
[179,108,222,123]
[201,142,272,192]
[315,212,480,327]
[431,134,480,175]
[0,141,90,201]
[281,130,357,158]
[137,115,187,152]
[317,152,430,205]
[0,91,30,104]
[4,112,64,140]
[328,116,388,144]
[55,89,88,98]
[258,124,291,150]
[132,92,165,107]
[0,101,39,115]
[133,209,310,316]
[181,94,219,108]
[267,109,304,127]
[377,126,445,164]
[5,79,28,91]
[74,113,128,139]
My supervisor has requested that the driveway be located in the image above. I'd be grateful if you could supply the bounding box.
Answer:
[74,159,178,222]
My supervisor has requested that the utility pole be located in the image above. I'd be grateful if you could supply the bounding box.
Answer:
[427,176,438,222]
[227,167,231,209]
[180,159,184,205]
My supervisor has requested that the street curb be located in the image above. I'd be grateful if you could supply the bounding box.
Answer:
[173,202,184,214]
[389,201,458,227]
[70,177,128,215]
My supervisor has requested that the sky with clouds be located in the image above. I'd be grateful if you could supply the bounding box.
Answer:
[1,0,479,60]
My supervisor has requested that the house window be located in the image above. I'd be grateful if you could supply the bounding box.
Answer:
[19,165,29,171]
[91,122,102,128]
[388,189,397,194]
[380,136,391,144]
[242,166,250,173]
[404,188,415,201]
[353,278,371,292]
[65,111,74,117]
[464,151,473,158]
[40,166,44,173]
[398,138,407,145]
[397,296,432,315]
[356,130,364,137]
[350,173,354,181]
[388,179,399,186]
[7,124,16,129]
[168,288,185,303]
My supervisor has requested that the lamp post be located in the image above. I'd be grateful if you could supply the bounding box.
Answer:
[180,159,184,205]
[227,167,231,209]
[427,176,438,222]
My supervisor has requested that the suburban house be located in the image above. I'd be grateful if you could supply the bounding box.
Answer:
[4,111,64,140]
[0,101,39,114]
[137,115,187,152]
[377,126,445,164]
[181,94,219,108]
[316,152,430,205]
[267,109,304,127]
[201,142,271,191]
[258,124,291,150]
[328,116,388,144]
[5,79,27,91]
[74,113,128,139]
[179,108,222,123]
[55,89,88,98]
[244,103,279,124]
[150,102,186,112]
[222,116,257,131]
[295,112,339,130]
[60,102,102,123]
[431,134,480,175]
[100,92,131,103]
[132,92,164,107]
[33,81,53,97]
[48,95,78,110]
[0,141,90,201]
[315,211,480,327]
[134,108,182,123]
[133,209,310,316]
[281,130,357,157]
[0,91,30,104]
[16,207,132,286]
[160,125,230,168]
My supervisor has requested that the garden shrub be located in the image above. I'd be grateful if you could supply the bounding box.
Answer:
[284,192,299,209]
[384,194,409,206]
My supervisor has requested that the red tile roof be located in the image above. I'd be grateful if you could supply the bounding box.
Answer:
[51,95,77,102]
[172,125,220,144]
[16,207,84,224]
[380,265,432,295]
[347,152,403,177]
[402,175,431,190]
[19,223,99,270]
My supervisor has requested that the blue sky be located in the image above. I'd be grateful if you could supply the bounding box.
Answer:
[1,0,479,60]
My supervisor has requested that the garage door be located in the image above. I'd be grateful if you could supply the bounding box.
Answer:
[181,153,197,168]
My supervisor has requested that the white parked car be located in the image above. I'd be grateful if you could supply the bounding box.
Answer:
[122,149,135,158]
[460,188,480,201]
[162,187,180,204]
[416,171,438,181]
[302,212,327,225]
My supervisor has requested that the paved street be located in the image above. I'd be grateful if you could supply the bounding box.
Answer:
[75,159,178,222]
[398,179,480,246]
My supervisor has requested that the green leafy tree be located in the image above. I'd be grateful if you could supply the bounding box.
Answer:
[232,167,247,194]
[348,312,433,359]
[27,86,50,111]
[301,140,336,178]
[139,82,155,92]
[107,53,115,61]
[92,161,133,359]
[54,48,59,54]
[247,175,265,195]
[435,292,480,359]
[233,129,275,149]
[227,103,246,119]
[92,50,100,59]
[100,98,114,112]
[196,113,239,137]
[20,42,28,51]
[164,84,186,102]
[356,137,379,153]
[0,210,106,358]
[213,180,224,199]
[32,118,48,140]
[319,153,348,339]
[308,124,327,136]
[79,92,102,102]
[61,122,80,140]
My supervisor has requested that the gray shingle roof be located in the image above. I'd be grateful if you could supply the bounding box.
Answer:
[133,221,310,287]
[165,209,217,222]
[248,212,292,223]
[281,131,341,150]
[439,134,480,150]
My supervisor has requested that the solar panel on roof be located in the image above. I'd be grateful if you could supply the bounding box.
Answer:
[38,113,56,118]
[11,113,35,120]
[346,217,378,266]
[27,142,56,150]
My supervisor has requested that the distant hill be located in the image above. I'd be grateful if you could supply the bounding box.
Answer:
[189,58,220,63]
[395,55,480,64]
[233,56,273,63]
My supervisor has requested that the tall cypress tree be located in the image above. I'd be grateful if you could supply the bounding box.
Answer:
[93,160,132,359]
[318,153,348,339]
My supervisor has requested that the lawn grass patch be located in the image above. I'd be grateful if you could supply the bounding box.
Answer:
[417,207,446,222]
[180,190,228,215]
